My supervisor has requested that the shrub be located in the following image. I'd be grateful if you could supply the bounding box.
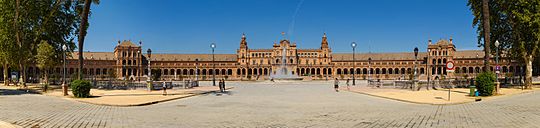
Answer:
[70,80,92,98]
[476,72,496,96]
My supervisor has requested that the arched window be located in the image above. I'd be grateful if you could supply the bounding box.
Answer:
[328,68,332,74]
[363,68,367,74]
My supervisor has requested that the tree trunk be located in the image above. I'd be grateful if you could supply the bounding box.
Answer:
[78,0,92,80]
[3,64,8,86]
[44,69,49,85]
[482,0,491,72]
[19,63,26,87]
[525,55,533,89]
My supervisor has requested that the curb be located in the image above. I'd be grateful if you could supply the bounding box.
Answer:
[346,90,477,105]
[70,87,234,107]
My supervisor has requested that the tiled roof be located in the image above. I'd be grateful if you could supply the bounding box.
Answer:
[333,52,428,61]
[148,54,237,62]
[454,50,484,59]
[118,40,139,47]
[69,52,115,60]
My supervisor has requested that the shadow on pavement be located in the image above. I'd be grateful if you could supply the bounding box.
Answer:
[214,90,234,96]
[0,89,40,95]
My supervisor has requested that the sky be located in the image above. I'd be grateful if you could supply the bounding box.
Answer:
[85,0,480,54]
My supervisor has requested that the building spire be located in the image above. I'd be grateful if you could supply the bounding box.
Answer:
[240,33,248,49]
[321,33,329,49]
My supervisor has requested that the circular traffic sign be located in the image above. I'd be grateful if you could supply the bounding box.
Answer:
[446,61,455,70]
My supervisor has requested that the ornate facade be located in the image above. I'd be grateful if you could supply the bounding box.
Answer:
[1,34,525,82]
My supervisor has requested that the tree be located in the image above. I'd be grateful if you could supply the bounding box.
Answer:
[469,0,540,89]
[36,41,57,84]
[77,0,100,79]
[481,0,491,72]
[1,0,80,86]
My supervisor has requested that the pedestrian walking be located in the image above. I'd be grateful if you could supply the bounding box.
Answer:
[346,78,350,90]
[334,78,340,92]
[162,81,167,96]
[222,78,226,92]
[218,79,223,92]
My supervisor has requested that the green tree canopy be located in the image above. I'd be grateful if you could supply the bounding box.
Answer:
[468,0,540,89]
[36,41,56,84]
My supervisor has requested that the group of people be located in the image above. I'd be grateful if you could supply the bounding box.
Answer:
[334,78,354,92]
[218,79,226,92]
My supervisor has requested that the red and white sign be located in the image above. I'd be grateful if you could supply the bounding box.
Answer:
[446,61,455,71]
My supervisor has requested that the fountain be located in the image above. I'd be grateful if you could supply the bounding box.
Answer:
[270,46,303,81]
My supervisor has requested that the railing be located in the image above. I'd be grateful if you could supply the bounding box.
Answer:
[94,80,196,90]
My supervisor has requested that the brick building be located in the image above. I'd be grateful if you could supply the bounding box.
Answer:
[0,33,524,82]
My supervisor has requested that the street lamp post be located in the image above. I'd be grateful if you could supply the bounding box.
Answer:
[476,54,479,78]
[211,43,216,86]
[368,57,372,84]
[495,40,500,94]
[437,46,442,89]
[62,44,68,96]
[351,42,357,86]
[147,48,152,91]
[427,49,431,90]
[414,47,419,91]
[195,59,199,86]
[325,64,329,81]
[138,50,140,82]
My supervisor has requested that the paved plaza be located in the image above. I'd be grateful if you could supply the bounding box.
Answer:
[1,81,540,127]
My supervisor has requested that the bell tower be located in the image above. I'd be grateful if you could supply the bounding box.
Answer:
[237,33,249,65]
[320,33,332,65]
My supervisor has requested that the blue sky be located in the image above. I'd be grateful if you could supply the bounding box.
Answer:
[85,0,479,54]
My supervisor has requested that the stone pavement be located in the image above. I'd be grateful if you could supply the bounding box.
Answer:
[0,120,21,128]
[1,81,540,127]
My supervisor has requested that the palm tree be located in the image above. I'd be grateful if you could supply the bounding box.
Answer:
[78,0,99,79]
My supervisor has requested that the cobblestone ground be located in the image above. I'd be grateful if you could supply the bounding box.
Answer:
[1,81,540,128]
